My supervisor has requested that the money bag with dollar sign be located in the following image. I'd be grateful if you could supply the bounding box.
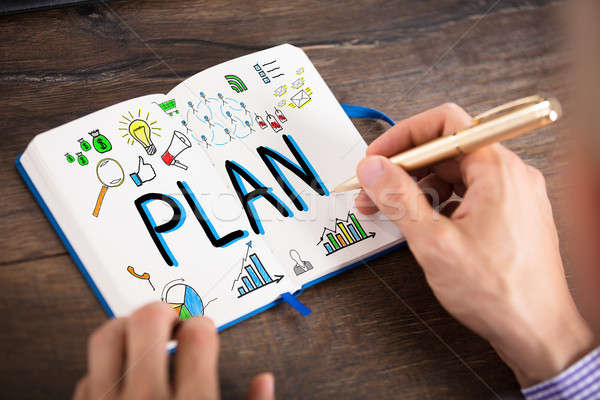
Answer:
[89,129,112,153]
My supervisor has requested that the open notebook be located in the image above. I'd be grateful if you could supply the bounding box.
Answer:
[17,44,405,329]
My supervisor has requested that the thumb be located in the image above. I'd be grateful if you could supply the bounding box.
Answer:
[138,156,144,170]
[356,156,449,240]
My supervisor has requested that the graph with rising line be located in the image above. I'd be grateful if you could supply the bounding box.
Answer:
[231,242,284,298]
[316,212,376,256]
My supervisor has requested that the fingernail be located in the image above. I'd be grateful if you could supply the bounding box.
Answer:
[357,156,384,189]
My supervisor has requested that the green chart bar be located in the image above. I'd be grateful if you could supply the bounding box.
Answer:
[349,213,367,238]
[327,233,340,249]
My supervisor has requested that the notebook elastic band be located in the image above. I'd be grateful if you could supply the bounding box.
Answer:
[281,292,312,316]
[341,104,396,126]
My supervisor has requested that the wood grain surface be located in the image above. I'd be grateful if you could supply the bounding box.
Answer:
[0,1,567,398]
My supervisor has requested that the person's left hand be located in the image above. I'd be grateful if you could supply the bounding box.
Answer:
[73,302,275,400]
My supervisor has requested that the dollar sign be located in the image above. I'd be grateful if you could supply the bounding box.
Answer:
[98,138,107,150]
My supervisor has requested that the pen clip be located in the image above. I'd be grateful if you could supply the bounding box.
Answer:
[472,95,547,125]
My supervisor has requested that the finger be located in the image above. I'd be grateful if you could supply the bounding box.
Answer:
[417,174,454,207]
[366,103,472,157]
[174,317,220,400]
[356,155,451,241]
[354,190,379,215]
[73,376,89,400]
[87,318,127,399]
[247,373,275,400]
[122,302,178,399]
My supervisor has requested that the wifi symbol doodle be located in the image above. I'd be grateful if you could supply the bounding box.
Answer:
[225,75,248,93]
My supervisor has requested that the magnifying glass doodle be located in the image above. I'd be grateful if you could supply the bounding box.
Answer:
[92,158,125,217]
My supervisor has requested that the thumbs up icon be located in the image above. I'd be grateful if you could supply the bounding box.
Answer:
[129,156,156,186]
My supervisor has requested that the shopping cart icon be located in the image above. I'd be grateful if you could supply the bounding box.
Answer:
[153,99,179,117]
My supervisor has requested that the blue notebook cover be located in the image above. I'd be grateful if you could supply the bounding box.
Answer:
[16,104,406,331]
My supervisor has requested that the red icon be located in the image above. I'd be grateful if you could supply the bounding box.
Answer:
[255,114,268,129]
[274,108,287,123]
[266,112,282,133]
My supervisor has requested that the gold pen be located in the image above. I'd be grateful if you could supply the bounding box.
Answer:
[333,95,562,192]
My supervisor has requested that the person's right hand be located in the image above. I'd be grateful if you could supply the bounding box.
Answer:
[355,103,595,387]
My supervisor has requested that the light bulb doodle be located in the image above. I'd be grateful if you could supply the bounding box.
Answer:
[126,265,155,291]
[161,130,191,170]
[92,158,125,218]
[119,109,161,155]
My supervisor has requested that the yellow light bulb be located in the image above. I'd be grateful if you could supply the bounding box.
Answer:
[129,119,156,155]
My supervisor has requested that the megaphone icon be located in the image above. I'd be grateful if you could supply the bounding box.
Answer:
[162,130,191,170]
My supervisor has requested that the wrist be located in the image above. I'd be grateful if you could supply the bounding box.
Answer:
[490,304,596,387]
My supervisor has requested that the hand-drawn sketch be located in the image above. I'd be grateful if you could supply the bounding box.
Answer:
[182,93,257,147]
[274,107,288,123]
[65,153,75,163]
[161,130,191,170]
[290,249,314,276]
[119,109,161,155]
[296,67,304,75]
[181,120,192,135]
[244,120,255,133]
[240,102,250,115]
[199,92,209,104]
[291,77,304,89]
[78,138,91,152]
[273,85,287,97]
[253,60,284,84]
[126,265,155,291]
[89,129,112,153]
[261,60,284,79]
[223,128,235,141]
[316,212,376,255]
[199,135,211,148]
[230,241,284,298]
[153,99,179,116]
[255,113,268,129]
[92,158,125,217]
[76,152,88,166]
[265,111,283,133]
[289,88,312,109]
[224,74,248,93]
[162,279,217,321]
[187,101,198,115]
[129,156,156,187]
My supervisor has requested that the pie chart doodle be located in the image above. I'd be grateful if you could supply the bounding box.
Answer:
[163,282,216,321]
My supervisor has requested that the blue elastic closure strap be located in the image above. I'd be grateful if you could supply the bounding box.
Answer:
[341,104,396,126]
[281,292,312,316]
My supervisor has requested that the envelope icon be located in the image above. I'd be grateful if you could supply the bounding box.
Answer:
[291,78,304,89]
[274,85,287,97]
[290,89,311,109]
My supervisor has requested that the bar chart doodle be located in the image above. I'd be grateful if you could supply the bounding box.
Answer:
[230,241,283,298]
[316,212,376,256]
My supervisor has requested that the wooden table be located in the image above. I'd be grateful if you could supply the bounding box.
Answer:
[0,1,567,398]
